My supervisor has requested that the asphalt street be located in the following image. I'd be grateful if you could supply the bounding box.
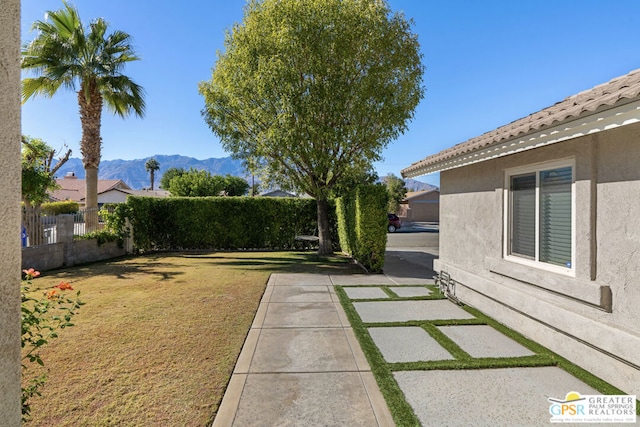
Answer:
[384,222,439,280]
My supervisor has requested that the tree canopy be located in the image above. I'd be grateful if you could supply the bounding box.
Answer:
[21,136,71,207]
[383,173,407,213]
[159,167,186,190]
[168,169,249,197]
[199,0,424,253]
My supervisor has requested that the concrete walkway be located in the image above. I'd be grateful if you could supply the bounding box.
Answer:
[213,247,609,426]
[212,273,395,427]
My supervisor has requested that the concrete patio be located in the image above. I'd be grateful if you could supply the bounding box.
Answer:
[212,232,622,426]
[212,272,606,426]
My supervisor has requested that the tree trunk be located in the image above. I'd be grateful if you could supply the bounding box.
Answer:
[78,78,103,233]
[316,198,332,255]
[85,167,99,232]
[150,170,155,191]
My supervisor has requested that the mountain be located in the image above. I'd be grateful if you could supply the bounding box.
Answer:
[54,154,438,192]
[404,178,438,192]
[54,155,247,190]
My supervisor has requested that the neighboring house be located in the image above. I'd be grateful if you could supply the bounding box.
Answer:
[402,68,640,396]
[125,189,171,199]
[397,189,439,222]
[51,172,169,206]
[260,189,297,197]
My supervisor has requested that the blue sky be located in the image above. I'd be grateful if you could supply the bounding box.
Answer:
[21,0,640,188]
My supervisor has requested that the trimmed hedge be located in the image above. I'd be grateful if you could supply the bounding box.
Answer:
[336,184,388,272]
[124,196,339,252]
[41,201,80,215]
[335,192,356,255]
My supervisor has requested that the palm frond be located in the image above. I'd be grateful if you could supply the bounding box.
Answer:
[100,75,146,118]
[22,1,145,117]
[22,77,64,103]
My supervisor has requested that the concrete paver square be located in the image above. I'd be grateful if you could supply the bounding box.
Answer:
[231,372,382,426]
[368,327,453,362]
[249,328,357,372]
[354,300,475,323]
[272,273,333,286]
[388,286,432,297]
[262,302,342,328]
[331,275,396,286]
[343,287,389,299]
[438,325,536,358]
[394,367,601,427]
[269,285,332,303]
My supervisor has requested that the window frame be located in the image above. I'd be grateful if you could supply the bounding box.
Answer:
[503,158,576,276]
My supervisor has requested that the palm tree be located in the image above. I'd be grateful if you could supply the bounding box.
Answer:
[145,158,160,190]
[21,2,145,230]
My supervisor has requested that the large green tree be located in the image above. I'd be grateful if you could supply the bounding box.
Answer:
[21,136,71,208]
[21,2,145,229]
[200,0,424,254]
[159,167,186,190]
[383,173,407,213]
[168,168,249,197]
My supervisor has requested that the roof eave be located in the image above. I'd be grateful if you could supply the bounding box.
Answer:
[402,98,640,178]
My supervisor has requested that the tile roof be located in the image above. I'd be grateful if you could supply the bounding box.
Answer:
[402,68,640,177]
[50,177,131,202]
[404,189,439,200]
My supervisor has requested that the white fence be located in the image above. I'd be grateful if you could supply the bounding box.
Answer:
[21,206,114,247]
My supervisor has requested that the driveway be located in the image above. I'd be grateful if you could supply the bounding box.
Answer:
[383,222,439,282]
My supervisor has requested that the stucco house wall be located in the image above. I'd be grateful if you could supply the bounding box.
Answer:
[436,124,640,395]
[403,69,640,397]
[97,189,130,204]
[398,190,440,222]
[0,0,23,424]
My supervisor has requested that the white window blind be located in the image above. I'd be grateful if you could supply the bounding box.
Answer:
[510,173,535,258]
[539,167,572,267]
[506,163,573,271]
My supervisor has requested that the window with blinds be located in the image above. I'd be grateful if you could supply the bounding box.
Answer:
[506,163,573,272]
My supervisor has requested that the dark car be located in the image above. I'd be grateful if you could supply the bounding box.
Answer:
[387,213,401,233]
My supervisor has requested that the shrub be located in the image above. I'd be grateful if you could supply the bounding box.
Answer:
[354,185,388,273]
[21,268,83,422]
[41,201,79,215]
[336,184,388,272]
[74,204,130,246]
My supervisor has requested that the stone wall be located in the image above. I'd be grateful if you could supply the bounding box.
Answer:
[21,215,129,271]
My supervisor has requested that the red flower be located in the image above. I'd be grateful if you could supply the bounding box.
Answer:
[46,289,59,300]
[22,268,41,279]
[55,281,73,291]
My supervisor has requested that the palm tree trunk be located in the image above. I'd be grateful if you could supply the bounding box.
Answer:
[78,79,103,232]
[150,170,155,191]
[85,167,99,231]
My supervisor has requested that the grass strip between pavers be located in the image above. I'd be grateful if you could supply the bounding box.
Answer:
[337,284,640,421]
[335,286,422,427]
[460,304,636,409]
[349,284,445,302]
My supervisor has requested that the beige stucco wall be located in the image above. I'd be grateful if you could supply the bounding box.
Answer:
[400,191,440,222]
[98,190,129,204]
[436,122,640,396]
[0,0,23,424]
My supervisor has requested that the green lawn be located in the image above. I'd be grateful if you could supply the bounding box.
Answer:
[22,251,360,426]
